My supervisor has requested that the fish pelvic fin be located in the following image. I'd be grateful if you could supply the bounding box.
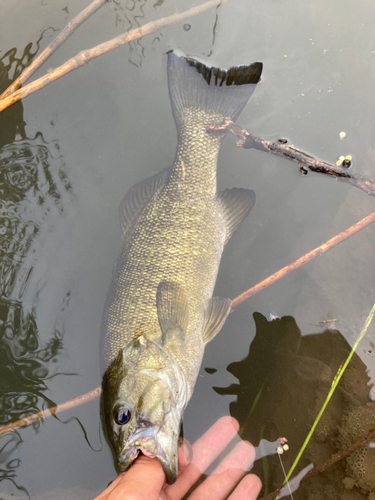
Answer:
[167,51,263,126]
[218,188,256,245]
[202,297,232,345]
[156,281,189,345]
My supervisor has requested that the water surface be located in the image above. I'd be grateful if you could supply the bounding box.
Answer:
[1,0,375,498]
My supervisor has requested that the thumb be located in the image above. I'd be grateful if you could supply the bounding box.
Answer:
[122,455,166,499]
[94,456,166,500]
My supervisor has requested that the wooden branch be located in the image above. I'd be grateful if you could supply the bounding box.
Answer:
[259,428,375,500]
[231,210,375,309]
[0,386,101,437]
[0,0,109,101]
[209,119,375,197]
[0,0,226,114]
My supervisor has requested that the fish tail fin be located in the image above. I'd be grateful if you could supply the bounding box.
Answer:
[167,51,262,125]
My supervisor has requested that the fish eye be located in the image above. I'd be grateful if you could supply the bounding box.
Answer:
[113,406,131,425]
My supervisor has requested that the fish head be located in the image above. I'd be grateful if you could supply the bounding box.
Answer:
[102,334,187,484]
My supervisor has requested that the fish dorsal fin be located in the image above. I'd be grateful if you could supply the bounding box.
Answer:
[202,297,232,345]
[119,167,170,237]
[218,188,255,245]
[156,281,189,345]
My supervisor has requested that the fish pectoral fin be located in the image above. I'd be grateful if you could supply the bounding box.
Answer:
[218,188,255,245]
[119,167,171,237]
[156,281,189,344]
[202,297,232,345]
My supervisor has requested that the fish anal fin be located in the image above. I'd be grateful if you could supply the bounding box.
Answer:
[156,281,189,345]
[119,167,170,237]
[218,188,255,245]
[203,297,232,345]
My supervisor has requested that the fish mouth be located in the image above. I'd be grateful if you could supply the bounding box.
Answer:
[118,424,172,478]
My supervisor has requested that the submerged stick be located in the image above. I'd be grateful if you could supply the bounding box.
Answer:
[2,210,375,436]
[209,119,375,197]
[0,0,226,114]
[231,210,375,309]
[0,386,101,437]
[259,427,375,500]
[0,0,109,101]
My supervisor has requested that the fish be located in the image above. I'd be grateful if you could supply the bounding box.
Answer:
[100,51,262,483]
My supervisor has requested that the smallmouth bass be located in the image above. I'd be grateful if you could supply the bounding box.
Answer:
[101,52,262,483]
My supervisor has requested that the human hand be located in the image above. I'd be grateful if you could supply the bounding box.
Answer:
[94,416,261,500]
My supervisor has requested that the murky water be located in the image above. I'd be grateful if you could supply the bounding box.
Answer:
[0,0,375,498]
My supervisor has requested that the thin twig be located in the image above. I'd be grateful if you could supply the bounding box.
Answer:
[0,0,226,114]
[209,119,375,197]
[0,386,101,437]
[0,0,109,101]
[259,428,375,500]
[231,210,375,309]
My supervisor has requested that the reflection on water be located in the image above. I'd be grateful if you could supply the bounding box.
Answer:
[214,313,375,499]
[0,31,51,150]
[0,139,72,300]
[0,36,73,495]
[111,0,161,67]
[109,0,219,66]
[0,135,71,496]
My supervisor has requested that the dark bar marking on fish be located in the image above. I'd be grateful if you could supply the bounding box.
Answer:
[185,57,263,86]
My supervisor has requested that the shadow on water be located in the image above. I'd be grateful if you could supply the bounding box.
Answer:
[0,42,74,497]
[214,313,375,499]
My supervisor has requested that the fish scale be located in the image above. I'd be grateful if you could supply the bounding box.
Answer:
[102,112,226,389]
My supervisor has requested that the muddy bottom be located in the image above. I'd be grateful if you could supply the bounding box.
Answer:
[214,313,375,499]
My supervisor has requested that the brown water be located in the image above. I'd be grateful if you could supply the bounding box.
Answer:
[0,0,375,498]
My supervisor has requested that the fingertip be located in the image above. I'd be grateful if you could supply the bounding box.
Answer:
[126,455,166,494]
[218,415,240,434]
[178,438,192,468]
[212,440,255,475]
[246,474,262,495]
[240,440,256,464]
[228,473,262,500]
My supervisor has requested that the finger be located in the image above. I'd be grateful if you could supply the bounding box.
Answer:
[124,455,166,499]
[211,440,255,474]
[93,474,124,499]
[227,474,262,500]
[164,416,239,500]
[191,416,239,471]
[95,456,166,500]
[188,441,255,500]
[178,438,193,471]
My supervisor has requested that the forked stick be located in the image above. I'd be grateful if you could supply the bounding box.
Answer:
[0,0,226,114]
[1,209,375,436]
[0,0,109,100]
[209,119,375,197]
